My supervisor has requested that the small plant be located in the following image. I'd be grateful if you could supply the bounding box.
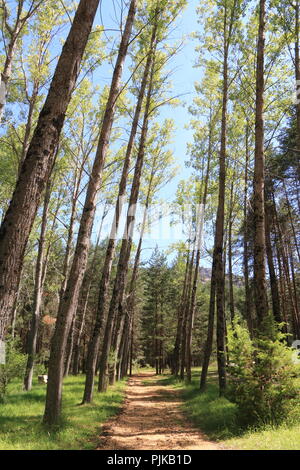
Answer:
[0,337,27,403]
[227,319,299,427]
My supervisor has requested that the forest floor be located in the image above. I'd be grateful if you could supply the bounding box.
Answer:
[97,372,224,450]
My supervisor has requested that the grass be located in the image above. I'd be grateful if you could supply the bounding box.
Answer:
[1,367,299,450]
[158,367,300,450]
[0,375,127,450]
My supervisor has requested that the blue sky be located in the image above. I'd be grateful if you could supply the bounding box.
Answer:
[155,0,201,200]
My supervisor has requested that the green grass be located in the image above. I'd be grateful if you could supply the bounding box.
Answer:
[0,375,127,450]
[158,367,300,450]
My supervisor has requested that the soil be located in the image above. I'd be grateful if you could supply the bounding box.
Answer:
[97,372,224,450]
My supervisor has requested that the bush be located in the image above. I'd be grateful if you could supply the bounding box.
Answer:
[0,337,27,402]
[227,319,299,427]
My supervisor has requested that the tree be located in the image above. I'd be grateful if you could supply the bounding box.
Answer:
[196,0,245,393]
[23,178,51,390]
[82,9,159,403]
[0,0,45,118]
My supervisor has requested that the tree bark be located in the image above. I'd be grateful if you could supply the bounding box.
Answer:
[172,251,190,376]
[112,176,153,384]
[23,179,51,391]
[228,179,235,326]
[98,50,155,394]
[295,0,300,152]
[186,143,210,383]
[253,0,268,329]
[0,0,100,341]
[72,207,107,376]
[214,46,228,395]
[288,242,300,338]
[282,180,300,263]
[265,186,282,323]
[59,169,81,300]
[82,21,156,402]
[273,193,300,337]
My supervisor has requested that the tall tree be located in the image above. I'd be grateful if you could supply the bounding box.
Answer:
[23,178,52,390]
[253,0,269,328]
[97,48,156,394]
[82,11,159,403]
[42,0,137,426]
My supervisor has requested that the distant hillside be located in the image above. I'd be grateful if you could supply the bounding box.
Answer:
[199,267,243,286]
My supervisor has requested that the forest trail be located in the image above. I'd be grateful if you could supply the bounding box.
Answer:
[97,372,223,450]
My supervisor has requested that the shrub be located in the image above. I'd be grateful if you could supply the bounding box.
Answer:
[227,319,299,427]
[0,337,27,402]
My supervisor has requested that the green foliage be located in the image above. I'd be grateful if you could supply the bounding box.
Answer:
[0,337,27,403]
[227,321,299,427]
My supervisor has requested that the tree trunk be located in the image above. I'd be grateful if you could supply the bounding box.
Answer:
[288,242,300,338]
[59,170,82,300]
[282,180,300,263]
[129,314,134,377]
[172,252,190,376]
[43,0,136,426]
[214,41,228,394]
[186,142,210,383]
[112,172,154,383]
[98,50,155,394]
[295,0,300,152]
[277,246,289,336]
[0,0,43,118]
[199,116,218,392]
[24,179,51,391]
[72,207,107,376]
[82,22,156,402]
[0,24,20,119]
[253,0,268,329]
[0,0,100,341]
[200,255,217,391]
[19,86,39,173]
[228,179,235,326]
[64,317,75,377]
[265,186,282,323]
[112,186,151,383]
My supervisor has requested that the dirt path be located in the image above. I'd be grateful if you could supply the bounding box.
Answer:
[97,372,223,450]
